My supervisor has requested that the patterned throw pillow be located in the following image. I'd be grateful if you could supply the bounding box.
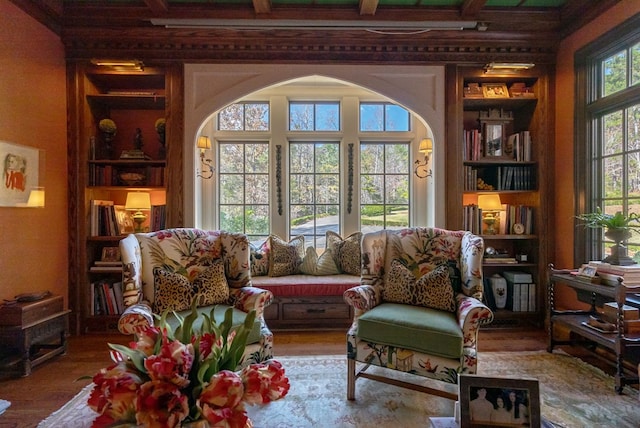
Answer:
[193,259,229,306]
[268,235,305,277]
[152,267,193,313]
[326,231,362,276]
[383,260,456,312]
[299,247,341,276]
[250,239,270,277]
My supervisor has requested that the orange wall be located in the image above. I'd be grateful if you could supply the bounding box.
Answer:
[0,1,68,305]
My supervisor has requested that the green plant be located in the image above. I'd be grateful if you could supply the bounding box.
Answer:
[575,207,640,231]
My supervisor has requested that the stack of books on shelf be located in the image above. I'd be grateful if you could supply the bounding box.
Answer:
[151,204,166,231]
[89,260,123,273]
[91,200,138,236]
[462,204,484,235]
[503,270,536,312]
[588,261,640,286]
[463,129,482,161]
[500,204,533,235]
[91,280,124,315]
[495,165,534,190]
[506,130,532,162]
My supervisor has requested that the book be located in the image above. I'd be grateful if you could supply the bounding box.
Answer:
[90,265,123,273]
[94,261,123,266]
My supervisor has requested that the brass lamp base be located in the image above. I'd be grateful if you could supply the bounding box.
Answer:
[132,210,147,233]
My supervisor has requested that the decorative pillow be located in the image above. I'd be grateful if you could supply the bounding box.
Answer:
[152,267,193,313]
[193,259,229,306]
[326,231,362,276]
[383,260,456,312]
[415,264,456,312]
[299,247,341,276]
[268,235,304,277]
[250,239,270,277]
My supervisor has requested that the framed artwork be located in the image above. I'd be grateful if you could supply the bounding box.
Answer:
[483,123,504,157]
[0,141,40,207]
[482,83,509,98]
[101,246,121,262]
[459,374,540,428]
[114,205,135,235]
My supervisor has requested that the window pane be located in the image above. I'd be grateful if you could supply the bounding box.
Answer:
[360,141,410,230]
[360,104,383,131]
[632,43,640,86]
[628,104,640,198]
[385,104,410,131]
[315,103,340,131]
[218,142,269,237]
[289,141,340,248]
[603,155,623,200]
[244,103,269,131]
[603,50,627,97]
[218,104,244,130]
[290,103,314,130]
[603,110,623,156]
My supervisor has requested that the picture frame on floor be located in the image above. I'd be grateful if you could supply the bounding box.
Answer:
[459,374,540,428]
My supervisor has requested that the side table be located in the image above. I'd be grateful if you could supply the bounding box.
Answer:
[0,295,70,378]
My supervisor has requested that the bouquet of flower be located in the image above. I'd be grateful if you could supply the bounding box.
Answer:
[87,302,289,428]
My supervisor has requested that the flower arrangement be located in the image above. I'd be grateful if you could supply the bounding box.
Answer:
[98,118,117,134]
[87,302,289,428]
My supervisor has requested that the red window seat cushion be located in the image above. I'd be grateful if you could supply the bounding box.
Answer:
[250,274,360,297]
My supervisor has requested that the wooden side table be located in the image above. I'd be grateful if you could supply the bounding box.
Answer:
[0,295,70,377]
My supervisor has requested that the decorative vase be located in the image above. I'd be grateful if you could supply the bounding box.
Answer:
[101,131,115,159]
[603,228,635,266]
[490,274,507,309]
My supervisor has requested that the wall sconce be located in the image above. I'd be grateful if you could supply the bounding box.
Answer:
[478,194,502,235]
[125,191,151,232]
[414,138,433,179]
[196,136,214,179]
[27,187,45,208]
[484,62,535,75]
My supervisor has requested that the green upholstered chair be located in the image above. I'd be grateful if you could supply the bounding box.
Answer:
[344,227,494,400]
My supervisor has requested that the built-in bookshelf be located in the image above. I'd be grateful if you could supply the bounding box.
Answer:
[67,61,182,333]
[445,64,552,328]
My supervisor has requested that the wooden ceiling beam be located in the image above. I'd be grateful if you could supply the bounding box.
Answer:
[359,0,378,16]
[252,0,272,14]
[460,0,487,19]
[143,0,169,14]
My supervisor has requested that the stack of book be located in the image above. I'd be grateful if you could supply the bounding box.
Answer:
[588,261,640,286]
[503,270,535,312]
[91,280,124,315]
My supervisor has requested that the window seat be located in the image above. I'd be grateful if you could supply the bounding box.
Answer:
[251,274,359,330]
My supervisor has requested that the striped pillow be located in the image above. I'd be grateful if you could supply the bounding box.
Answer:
[299,247,340,276]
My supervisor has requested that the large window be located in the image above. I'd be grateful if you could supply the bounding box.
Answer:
[576,15,640,263]
[209,92,424,244]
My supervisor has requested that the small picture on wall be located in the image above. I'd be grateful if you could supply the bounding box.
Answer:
[0,141,40,207]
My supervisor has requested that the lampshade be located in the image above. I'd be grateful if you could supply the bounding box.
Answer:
[419,138,433,153]
[477,194,502,211]
[197,136,212,150]
[27,188,45,207]
[125,192,151,211]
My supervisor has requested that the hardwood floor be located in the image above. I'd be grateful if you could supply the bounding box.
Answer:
[0,327,601,428]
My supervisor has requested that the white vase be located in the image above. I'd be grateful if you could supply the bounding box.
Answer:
[490,274,507,309]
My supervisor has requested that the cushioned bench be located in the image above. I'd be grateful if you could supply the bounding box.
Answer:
[251,274,360,330]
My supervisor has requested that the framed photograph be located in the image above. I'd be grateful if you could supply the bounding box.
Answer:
[483,122,504,157]
[459,374,540,428]
[0,141,41,207]
[482,83,509,98]
[114,205,135,235]
[101,246,121,262]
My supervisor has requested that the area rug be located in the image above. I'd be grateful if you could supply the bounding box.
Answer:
[39,351,639,428]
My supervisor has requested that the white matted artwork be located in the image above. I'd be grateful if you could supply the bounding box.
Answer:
[0,141,40,207]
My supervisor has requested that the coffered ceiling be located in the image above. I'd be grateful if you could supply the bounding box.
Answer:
[10,0,622,63]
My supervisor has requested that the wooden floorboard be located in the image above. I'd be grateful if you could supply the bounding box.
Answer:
[0,327,616,427]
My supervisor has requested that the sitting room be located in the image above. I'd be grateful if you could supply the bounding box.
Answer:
[0,0,639,426]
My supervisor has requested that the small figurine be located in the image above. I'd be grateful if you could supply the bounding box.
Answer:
[133,128,143,150]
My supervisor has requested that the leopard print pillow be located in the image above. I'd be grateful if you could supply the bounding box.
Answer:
[384,260,456,312]
[193,260,229,306]
[268,235,304,277]
[326,231,362,276]
[152,267,193,313]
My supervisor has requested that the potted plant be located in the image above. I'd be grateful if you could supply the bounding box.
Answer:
[576,208,640,265]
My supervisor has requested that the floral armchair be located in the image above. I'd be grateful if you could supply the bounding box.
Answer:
[344,227,494,400]
[117,228,274,365]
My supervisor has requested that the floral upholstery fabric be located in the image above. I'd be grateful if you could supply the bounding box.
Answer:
[250,239,270,277]
[118,228,274,366]
[345,227,493,396]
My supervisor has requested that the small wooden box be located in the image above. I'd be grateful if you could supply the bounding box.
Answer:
[0,295,63,326]
[602,302,640,323]
[624,319,640,334]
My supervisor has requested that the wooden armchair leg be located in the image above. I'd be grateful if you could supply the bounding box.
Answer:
[347,358,356,400]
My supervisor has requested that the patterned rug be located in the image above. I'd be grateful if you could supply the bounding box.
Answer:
[39,351,639,428]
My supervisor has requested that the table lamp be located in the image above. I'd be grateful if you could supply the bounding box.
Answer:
[125,191,151,232]
[27,187,45,207]
[478,194,502,234]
